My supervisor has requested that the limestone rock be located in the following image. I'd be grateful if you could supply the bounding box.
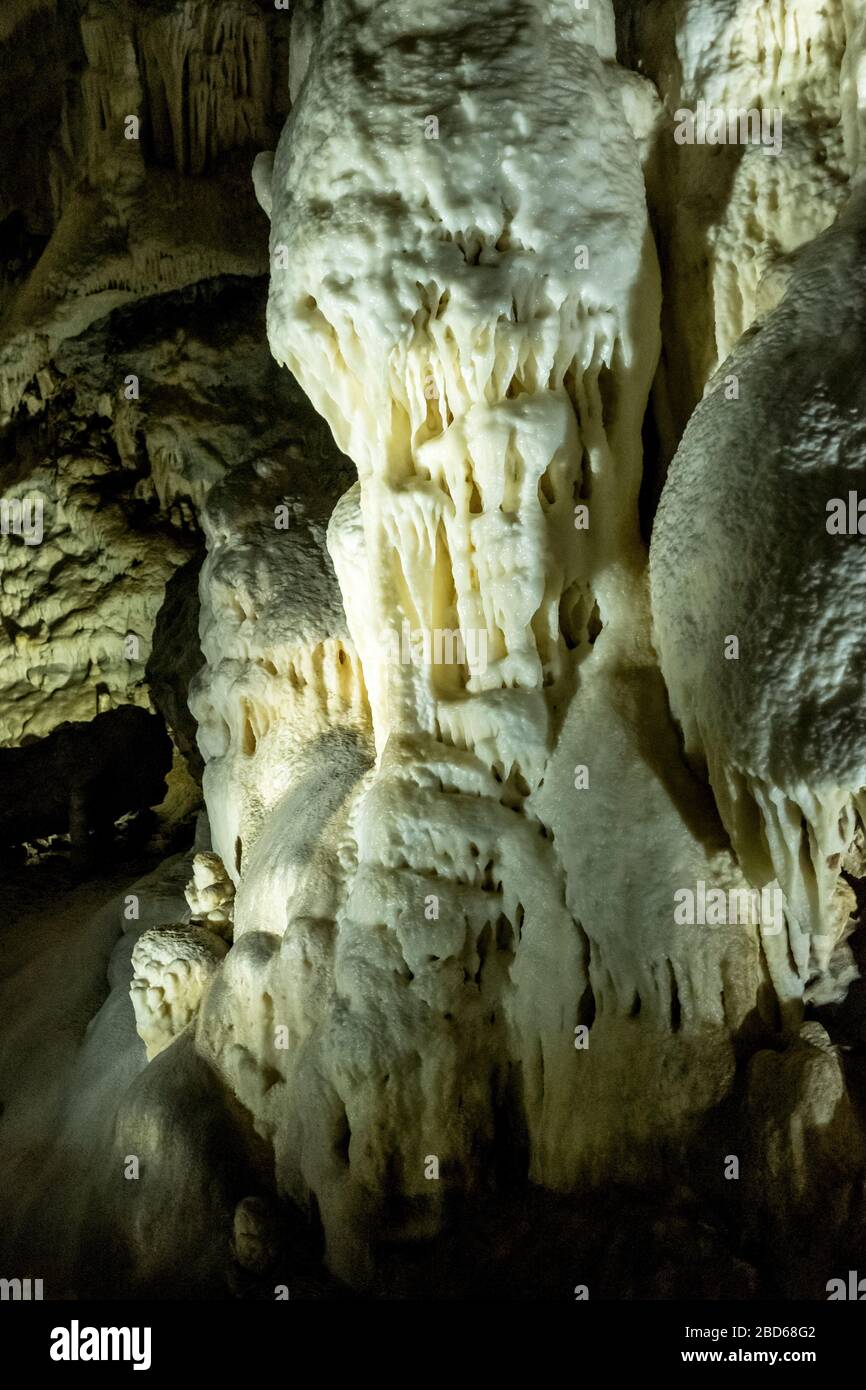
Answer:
[650,185,866,1006]
[184,850,235,939]
[130,923,228,1061]
[4,0,866,1307]
[192,0,768,1285]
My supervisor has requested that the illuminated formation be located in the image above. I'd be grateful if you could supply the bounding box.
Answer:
[4,0,866,1302]
[191,0,773,1282]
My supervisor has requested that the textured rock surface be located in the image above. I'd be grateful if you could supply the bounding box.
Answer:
[618,0,855,462]
[130,922,229,1059]
[192,0,766,1284]
[0,0,291,750]
[651,186,866,1008]
[184,849,235,937]
[0,0,286,423]
[2,0,866,1304]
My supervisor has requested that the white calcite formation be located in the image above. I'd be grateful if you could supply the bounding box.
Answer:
[192,0,771,1283]
[650,181,866,1009]
[622,0,856,452]
[185,851,235,939]
[6,0,866,1302]
[680,0,850,360]
[189,452,371,900]
[131,922,228,1061]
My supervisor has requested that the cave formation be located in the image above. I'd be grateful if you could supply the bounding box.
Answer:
[1,0,866,1304]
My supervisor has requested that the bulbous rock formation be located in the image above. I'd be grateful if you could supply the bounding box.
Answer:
[650,187,866,1008]
[131,923,229,1061]
[191,0,771,1282]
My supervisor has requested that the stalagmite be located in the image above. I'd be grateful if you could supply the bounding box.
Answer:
[192,0,767,1282]
[131,923,229,1060]
[184,850,235,938]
